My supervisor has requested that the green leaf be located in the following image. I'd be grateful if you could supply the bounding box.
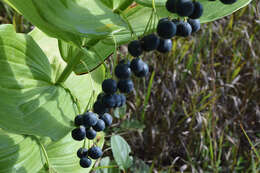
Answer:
[0,130,44,173]
[111,135,133,170]
[30,28,105,112]
[102,0,252,44]
[100,0,134,11]
[42,132,105,173]
[0,25,104,140]
[134,0,252,22]
[96,157,111,173]
[30,28,106,117]
[4,0,127,46]
[58,39,113,75]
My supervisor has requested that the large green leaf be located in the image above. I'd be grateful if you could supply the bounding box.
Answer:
[58,39,113,75]
[111,135,133,171]
[0,25,104,140]
[134,0,251,18]
[100,0,134,11]
[0,129,105,173]
[103,0,252,44]
[0,130,44,173]
[39,132,105,173]
[29,28,105,113]
[4,0,127,46]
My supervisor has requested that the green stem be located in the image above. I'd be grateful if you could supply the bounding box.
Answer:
[39,141,51,172]
[56,51,82,84]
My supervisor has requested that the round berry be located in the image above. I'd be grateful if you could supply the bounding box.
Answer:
[93,101,108,115]
[176,21,192,37]
[115,63,131,79]
[172,19,180,25]
[71,126,86,141]
[176,0,194,17]
[130,58,145,74]
[166,0,177,13]
[140,34,160,51]
[102,79,117,94]
[100,113,113,127]
[158,18,170,24]
[102,94,116,108]
[93,119,106,132]
[128,40,143,57]
[97,92,105,101]
[120,94,126,106]
[136,63,149,77]
[189,2,203,19]
[119,59,130,66]
[157,39,172,53]
[86,128,97,140]
[220,0,237,4]
[74,115,83,126]
[82,112,98,127]
[77,148,88,158]
[118,79,134,93]
[113,94,122,107]
[80,157,92,168]
[88,146,103,160]
[188,19,200,33]
[157,20,177,39]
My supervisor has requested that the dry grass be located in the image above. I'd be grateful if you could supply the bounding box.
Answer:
[121,2,260,172]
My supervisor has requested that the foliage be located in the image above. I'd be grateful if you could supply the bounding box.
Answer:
[0,0,257,172]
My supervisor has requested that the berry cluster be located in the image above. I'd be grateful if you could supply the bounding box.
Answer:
[164,0,204,38]
[71,111,113,168]
[71,55,149,168]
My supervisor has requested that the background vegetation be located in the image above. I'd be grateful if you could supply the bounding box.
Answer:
[0,1,259,172]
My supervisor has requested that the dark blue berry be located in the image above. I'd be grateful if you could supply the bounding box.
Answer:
[158,18,170,24]
[120,94,126,106]
[166,0,177,13]
[157,39,172,53]
[77,148,88,158]
[119,59,130,66]
[141,34,160,51]
[82,112,98,127]
[102,94,116,108]
[136,63,149,77]
[189,2,203,19]
[188,19,200,33]
[172,19,180,25]
[220,0,237,4]
[93,101,108,115]
[80,157,92,168]
[88,146,103,160]
[74,115,83,126]
[102,79,117,94]
[130,58,145,74]
[93,119,106,132]
[176,0,194,17]
[113,94,122,107]
[118,79,134,93]
[176,21,192,37]
[100,113,113,127]
[128,40,143,57]
[97,93,105,101]
[86,128,97,140]
[157,20,176,39]
[71,126,86,141]
[115,63,131,79]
